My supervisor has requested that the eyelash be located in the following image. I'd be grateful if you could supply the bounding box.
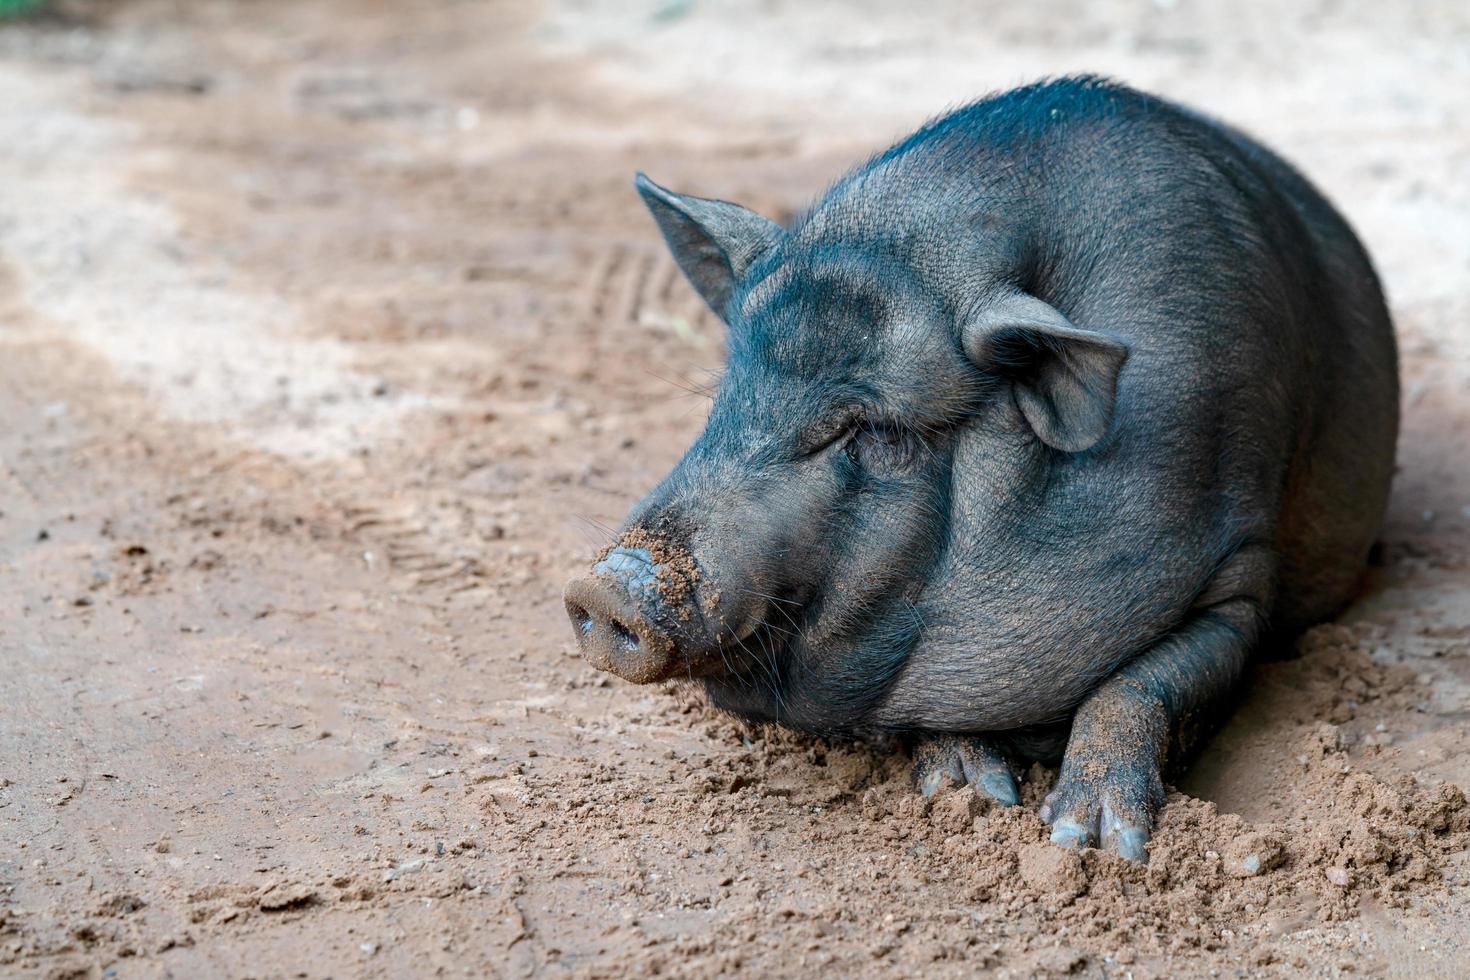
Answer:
[801,410,919,471]
[844,421,914,469]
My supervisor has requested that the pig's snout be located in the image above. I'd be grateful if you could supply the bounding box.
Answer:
[564,547,680,684]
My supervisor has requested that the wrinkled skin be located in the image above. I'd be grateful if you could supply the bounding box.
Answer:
[563,77,1399,863]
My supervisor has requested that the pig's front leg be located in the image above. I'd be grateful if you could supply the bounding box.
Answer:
[1041,553,1270,862]
[912,733,1020,805]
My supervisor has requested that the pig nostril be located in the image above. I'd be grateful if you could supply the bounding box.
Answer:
[610,620,639,652]
[569,605,593,636]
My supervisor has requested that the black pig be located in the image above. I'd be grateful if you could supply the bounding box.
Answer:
[564,77,1398,861]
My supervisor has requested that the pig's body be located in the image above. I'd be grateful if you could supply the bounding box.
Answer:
[723,78,1398,734]
[565,77,1398,861]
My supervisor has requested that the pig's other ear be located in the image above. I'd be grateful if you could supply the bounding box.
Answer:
[962,292,1130,453]
[635,172,784,320]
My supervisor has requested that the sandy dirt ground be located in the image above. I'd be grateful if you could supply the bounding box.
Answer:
[2,1,1470,977]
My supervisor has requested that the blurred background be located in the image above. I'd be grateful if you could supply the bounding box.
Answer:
[2,2,1468,977]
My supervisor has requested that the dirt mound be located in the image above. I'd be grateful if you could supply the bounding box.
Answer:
[599,628,1470,975]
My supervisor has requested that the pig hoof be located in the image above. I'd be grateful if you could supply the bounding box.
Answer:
[1108,825,1150,863]
[1040,772,1161,862]
[911,735,1018,805]
[978,771,1021,807]
[1049,818,1091,850]
[1045,807,1151,861]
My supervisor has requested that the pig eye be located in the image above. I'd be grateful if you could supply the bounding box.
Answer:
[845,423,916,472]
[803,407,864,456]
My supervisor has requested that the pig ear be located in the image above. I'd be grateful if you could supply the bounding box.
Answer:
[962,292,1129,453]
[635,173,784,319]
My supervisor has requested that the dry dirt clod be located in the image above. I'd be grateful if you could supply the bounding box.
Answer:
[257,884,319,913]
[1017,842,1087,904]
[1223,831,1285,878]
[929,786,982,835]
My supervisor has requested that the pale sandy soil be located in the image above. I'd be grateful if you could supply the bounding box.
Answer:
[2,2,1470,977]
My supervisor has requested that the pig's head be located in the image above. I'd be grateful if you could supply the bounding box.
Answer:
[563,174,1127,733]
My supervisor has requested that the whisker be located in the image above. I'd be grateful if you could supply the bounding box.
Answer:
[575,515,621,536]
[739,623,785,718]
[735,588,811,658]
[740,587,801,607]
[643,367,716,401]
[569,514,621,551]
